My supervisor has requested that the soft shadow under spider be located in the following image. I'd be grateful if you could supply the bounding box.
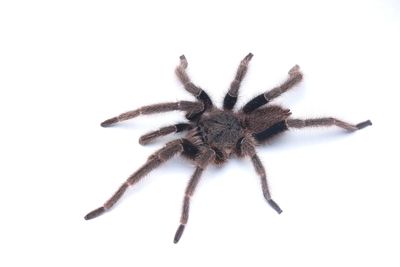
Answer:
[85,53,372,243]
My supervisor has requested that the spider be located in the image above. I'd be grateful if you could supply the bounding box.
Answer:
[84,53,372,243]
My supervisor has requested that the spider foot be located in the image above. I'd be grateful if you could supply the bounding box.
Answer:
[173,224,185,244]
[268,199,283,214]
[288,65,301,76]
[242,53,254,65]
[84,207,106,220]
[356,120,372,130]
[179,55,188,69]
[101,117,119,127]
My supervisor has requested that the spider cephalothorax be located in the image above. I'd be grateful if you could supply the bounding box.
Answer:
[85,53,372,243]
[198,111,244,155]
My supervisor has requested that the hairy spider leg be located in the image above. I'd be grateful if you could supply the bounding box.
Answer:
[242,65,303,114]
[100,101,203,127]
[286,118,372,131]
[223,53,253,110]
[84,139,198,220]
[251,154,282,213]
[175,55,213,110]
[174,149,215,243]
[139,123,193,145]
[240,137,282,214]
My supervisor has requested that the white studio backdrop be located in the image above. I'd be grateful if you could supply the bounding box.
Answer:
[0,0,399,266]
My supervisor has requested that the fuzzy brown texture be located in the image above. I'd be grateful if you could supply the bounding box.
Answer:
[286,118,369,131]
[139,125,177,145]
[264,65,303,101]
[86,53,372,243]
[174,149,215,243]
[198,111,244,151]
[175,55,202,96]
[104,183,129,209]
[101,101,203,127]
[244,105,291,133]
[228,53,253,97]
[181,168,204,225]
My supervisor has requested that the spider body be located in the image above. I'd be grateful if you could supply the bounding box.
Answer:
[85,53,372,243]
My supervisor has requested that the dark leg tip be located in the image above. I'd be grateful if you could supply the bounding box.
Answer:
[84,207,106,220]
[356,120,372,130]
[268,199,283,214]
[289,65,301,76]
[245,53,254,61]
[173,224,185,244]
[179,55,188,68]
[101,117,119,127]
[138,136,149,146]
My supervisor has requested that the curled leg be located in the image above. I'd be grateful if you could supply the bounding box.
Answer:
[242,65,303,113]
[173,149,215,244]
[240,137,282,214]
[100,101,203,127]
[175,55,213,110]
[287,118,372,132]
[223,53,253,110]
[139,123,193,145]
[84,139,185,220]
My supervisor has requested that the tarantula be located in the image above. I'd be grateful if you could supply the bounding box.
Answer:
[84,53,372,243]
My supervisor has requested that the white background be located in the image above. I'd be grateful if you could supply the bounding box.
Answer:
[1,0,399,266]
